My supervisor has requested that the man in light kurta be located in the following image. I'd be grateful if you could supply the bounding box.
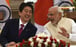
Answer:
[44,6,76,43]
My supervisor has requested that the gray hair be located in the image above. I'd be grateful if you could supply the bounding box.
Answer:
[49,6,64,16]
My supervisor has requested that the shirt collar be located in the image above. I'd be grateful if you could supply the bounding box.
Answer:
[19,18,28,26]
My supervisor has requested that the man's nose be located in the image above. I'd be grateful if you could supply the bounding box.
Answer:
[27,12,30,14]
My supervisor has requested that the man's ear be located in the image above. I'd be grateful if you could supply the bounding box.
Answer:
[59,12,62,17]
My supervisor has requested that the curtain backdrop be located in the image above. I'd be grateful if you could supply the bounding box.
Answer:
[34,0,53,25]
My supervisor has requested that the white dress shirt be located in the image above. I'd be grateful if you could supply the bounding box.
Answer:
[19,19,28,30]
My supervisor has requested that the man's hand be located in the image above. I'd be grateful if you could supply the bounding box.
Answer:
[58,27,69,38]
[7,42,16,47]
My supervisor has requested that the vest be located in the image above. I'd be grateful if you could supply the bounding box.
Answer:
[45,17,72,42]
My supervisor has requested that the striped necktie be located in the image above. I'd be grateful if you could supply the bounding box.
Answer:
[18,24,24,37]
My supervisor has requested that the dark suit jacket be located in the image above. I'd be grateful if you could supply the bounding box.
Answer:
[0,19,37,46]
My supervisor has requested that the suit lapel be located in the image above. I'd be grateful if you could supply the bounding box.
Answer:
[14,19,19,37]
[20,22,31,37]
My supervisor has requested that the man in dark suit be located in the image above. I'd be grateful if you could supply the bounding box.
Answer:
[0,2,37,47]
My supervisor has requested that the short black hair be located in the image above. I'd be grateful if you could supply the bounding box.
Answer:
[19,2,34,13]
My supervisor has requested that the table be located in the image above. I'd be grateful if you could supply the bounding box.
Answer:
[0,41,76,47]
[70,41,76,47]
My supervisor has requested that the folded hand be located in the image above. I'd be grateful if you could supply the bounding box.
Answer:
[58,27,69,38]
